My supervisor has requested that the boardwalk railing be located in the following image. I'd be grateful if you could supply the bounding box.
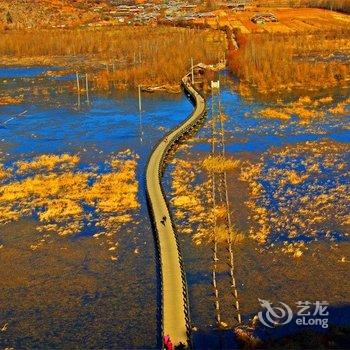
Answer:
[145,69,207,348]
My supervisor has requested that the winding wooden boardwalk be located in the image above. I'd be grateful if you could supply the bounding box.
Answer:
[146,72,206,348]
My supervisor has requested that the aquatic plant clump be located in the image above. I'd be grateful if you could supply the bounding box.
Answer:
[240,140,350,253]
[171,158,243,245]
[15,154,80,173]
[202,155,240,173]
[256,96,350,123]
[171,158,213,245]
[0,95,23,105]
[0,150,140,240]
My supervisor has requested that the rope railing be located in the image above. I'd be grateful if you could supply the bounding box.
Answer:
[209,84,242,327]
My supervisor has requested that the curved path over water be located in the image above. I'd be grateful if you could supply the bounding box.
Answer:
[146,72,206,347]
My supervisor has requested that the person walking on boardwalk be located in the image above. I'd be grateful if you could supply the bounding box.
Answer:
[161,215,167,226]
[163,335,173,350]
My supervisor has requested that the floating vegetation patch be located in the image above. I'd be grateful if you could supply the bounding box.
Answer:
[171,158,213,245]
[330,97,350,115]
[15,153,80,174]
[0,95,24,105]
[0,164,11,182]
[239,140,350,255]
[255,95,350,124]
[171,158,243,245]
[202,155,240,173]
[0,150,140,244]
[259,108,291,121]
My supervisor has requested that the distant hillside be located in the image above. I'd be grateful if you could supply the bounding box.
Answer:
[252,0,350,13]
[0,0,119,28]
[1,0,348,30]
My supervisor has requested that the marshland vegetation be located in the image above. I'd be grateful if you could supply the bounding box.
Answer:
[256,95,350,123]
[0,26,226,90]
[228,29,350,94]
[0,150,140,245]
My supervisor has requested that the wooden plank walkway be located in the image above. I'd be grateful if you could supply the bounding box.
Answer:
[146,72,206,348]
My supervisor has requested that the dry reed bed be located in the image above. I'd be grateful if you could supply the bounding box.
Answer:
[0,150,140,256]
[228,29,350,93]
[171,156,243,246]
[0,26,226,88]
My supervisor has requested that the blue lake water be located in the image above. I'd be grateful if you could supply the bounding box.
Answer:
[0,66,52,79]
[0,67,349,348]
[0,68,194,349]
[0,92,191,160]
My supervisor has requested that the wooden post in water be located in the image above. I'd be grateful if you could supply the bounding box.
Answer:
[85,73,90,105]
[138,85,142,112]
[76,72,81,109]
[138,85,143,143]
[191,57,194,85]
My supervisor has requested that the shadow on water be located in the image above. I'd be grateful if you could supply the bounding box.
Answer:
[254,304,350,350]
[191,304,350,349]
[193,329,240,349]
